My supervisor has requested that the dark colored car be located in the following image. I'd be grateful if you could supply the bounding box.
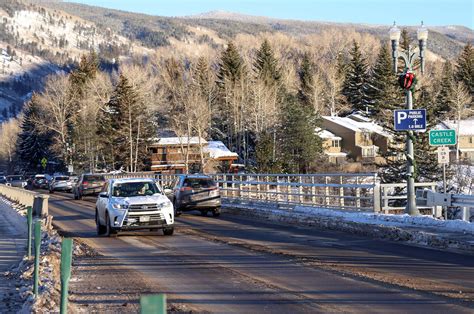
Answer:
[32,174,50,189]
[0,176,7,184]
[73,174,106,200]
[6,175,27,188]
[170,174,221,217]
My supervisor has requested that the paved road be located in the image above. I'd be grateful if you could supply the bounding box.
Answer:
[47,192,474,313]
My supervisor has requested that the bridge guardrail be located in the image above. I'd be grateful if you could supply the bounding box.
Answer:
[0,185,49,217]
[104,172,446,215]
[426,191,474,221]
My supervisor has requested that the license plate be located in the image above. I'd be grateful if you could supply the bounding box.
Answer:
[139,216,150,222]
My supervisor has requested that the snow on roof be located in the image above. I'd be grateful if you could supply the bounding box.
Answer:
[315,128,342,140]
[322,116,391,138]
[151,137,208,146]
[204,141,239,159]
[151,164,186,168]
[347,112,372,123]
[436,120,474,136]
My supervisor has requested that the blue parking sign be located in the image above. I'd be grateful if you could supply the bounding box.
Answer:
[393,109,426,131]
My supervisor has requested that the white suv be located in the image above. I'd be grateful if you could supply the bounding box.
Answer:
[95,178,175,237]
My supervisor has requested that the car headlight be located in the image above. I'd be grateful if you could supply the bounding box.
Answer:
[158,201,172,209]
[112,203,129,210]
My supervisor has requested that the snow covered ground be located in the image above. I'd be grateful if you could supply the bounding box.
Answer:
[294,205,474,234]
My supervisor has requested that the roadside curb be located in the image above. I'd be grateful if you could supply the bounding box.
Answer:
[222,202,474,254]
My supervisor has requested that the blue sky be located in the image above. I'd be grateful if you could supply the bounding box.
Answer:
[67,0,473,28]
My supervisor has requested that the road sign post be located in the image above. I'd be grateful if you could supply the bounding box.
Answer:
[430,129,456,220]
[60,238,73,314]
[393,108,427,216]
[27,206,32,258]
[33,220,41,297]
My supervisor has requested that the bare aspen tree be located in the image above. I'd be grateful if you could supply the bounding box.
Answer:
[33,74,78,163]
[450,82,473,162]
[0,118,20,170]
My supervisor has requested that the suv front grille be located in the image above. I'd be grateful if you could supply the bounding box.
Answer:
[128,204,159,211]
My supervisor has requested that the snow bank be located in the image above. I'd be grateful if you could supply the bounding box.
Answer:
[294,205,474,235]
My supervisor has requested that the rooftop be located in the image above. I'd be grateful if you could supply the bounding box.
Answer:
[322,116,391,138]
[315,128,342,140]
[204,141,239,159]
[150,137,208,146]
[437,120,474,136]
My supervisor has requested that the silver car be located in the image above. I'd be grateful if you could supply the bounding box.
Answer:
[170,174,221,217]
[49,175,73,193]
[95,178,175,237]
[6,175,27,188]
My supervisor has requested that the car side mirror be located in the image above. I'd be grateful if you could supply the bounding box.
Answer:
[99,192,109,198]
[164,188,173,195]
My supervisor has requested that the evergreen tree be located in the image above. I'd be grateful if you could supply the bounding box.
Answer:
[195,56,217,137]
[98,73,150,171]
[217,42,245,86]
[251,39,284,169]
[400,29,411,51]
[343,41,371,114]
[434,61,455,116]
[455,43,474,99]
[279,94,322,173]
[367,44,399,117]
[16,95,55,172]
[255,130,281,173]
[297,52,315,108]
[413,84,441,182]
[216,41,248,161]
[254,39,281,85]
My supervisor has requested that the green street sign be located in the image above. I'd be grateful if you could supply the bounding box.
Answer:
[429,129,456,146]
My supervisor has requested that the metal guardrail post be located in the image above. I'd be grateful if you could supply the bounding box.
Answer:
[27,206,32,258]
[339,176,344,208]
[140,294,167,314]
[356,177,361,209]
[373,182,381,213]
[60,238,73,314]
[33,220,41,297]
[325,176,330,206]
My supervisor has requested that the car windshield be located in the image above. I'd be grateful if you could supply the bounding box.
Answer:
[112,181,160,197]
[84,175,105,182]
[7,176,23,181]
[55,176,69,181]
[183,178,216,188]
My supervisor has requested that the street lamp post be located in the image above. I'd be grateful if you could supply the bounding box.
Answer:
[389,22,428,216]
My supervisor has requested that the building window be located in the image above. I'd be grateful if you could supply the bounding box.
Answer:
[332,140,340,148]
[470,137,473,144]
[362,147,376,157]
[362,132,371,142]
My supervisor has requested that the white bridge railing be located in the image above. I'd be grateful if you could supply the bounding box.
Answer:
[105,172,444,214]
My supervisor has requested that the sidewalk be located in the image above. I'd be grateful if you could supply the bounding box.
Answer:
[0,199,27,313]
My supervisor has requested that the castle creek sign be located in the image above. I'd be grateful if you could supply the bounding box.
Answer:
[429,129,456,146]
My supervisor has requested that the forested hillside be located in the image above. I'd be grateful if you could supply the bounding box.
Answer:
[0,0,472,179]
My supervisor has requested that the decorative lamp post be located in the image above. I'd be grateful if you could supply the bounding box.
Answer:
[389,22,428,216]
